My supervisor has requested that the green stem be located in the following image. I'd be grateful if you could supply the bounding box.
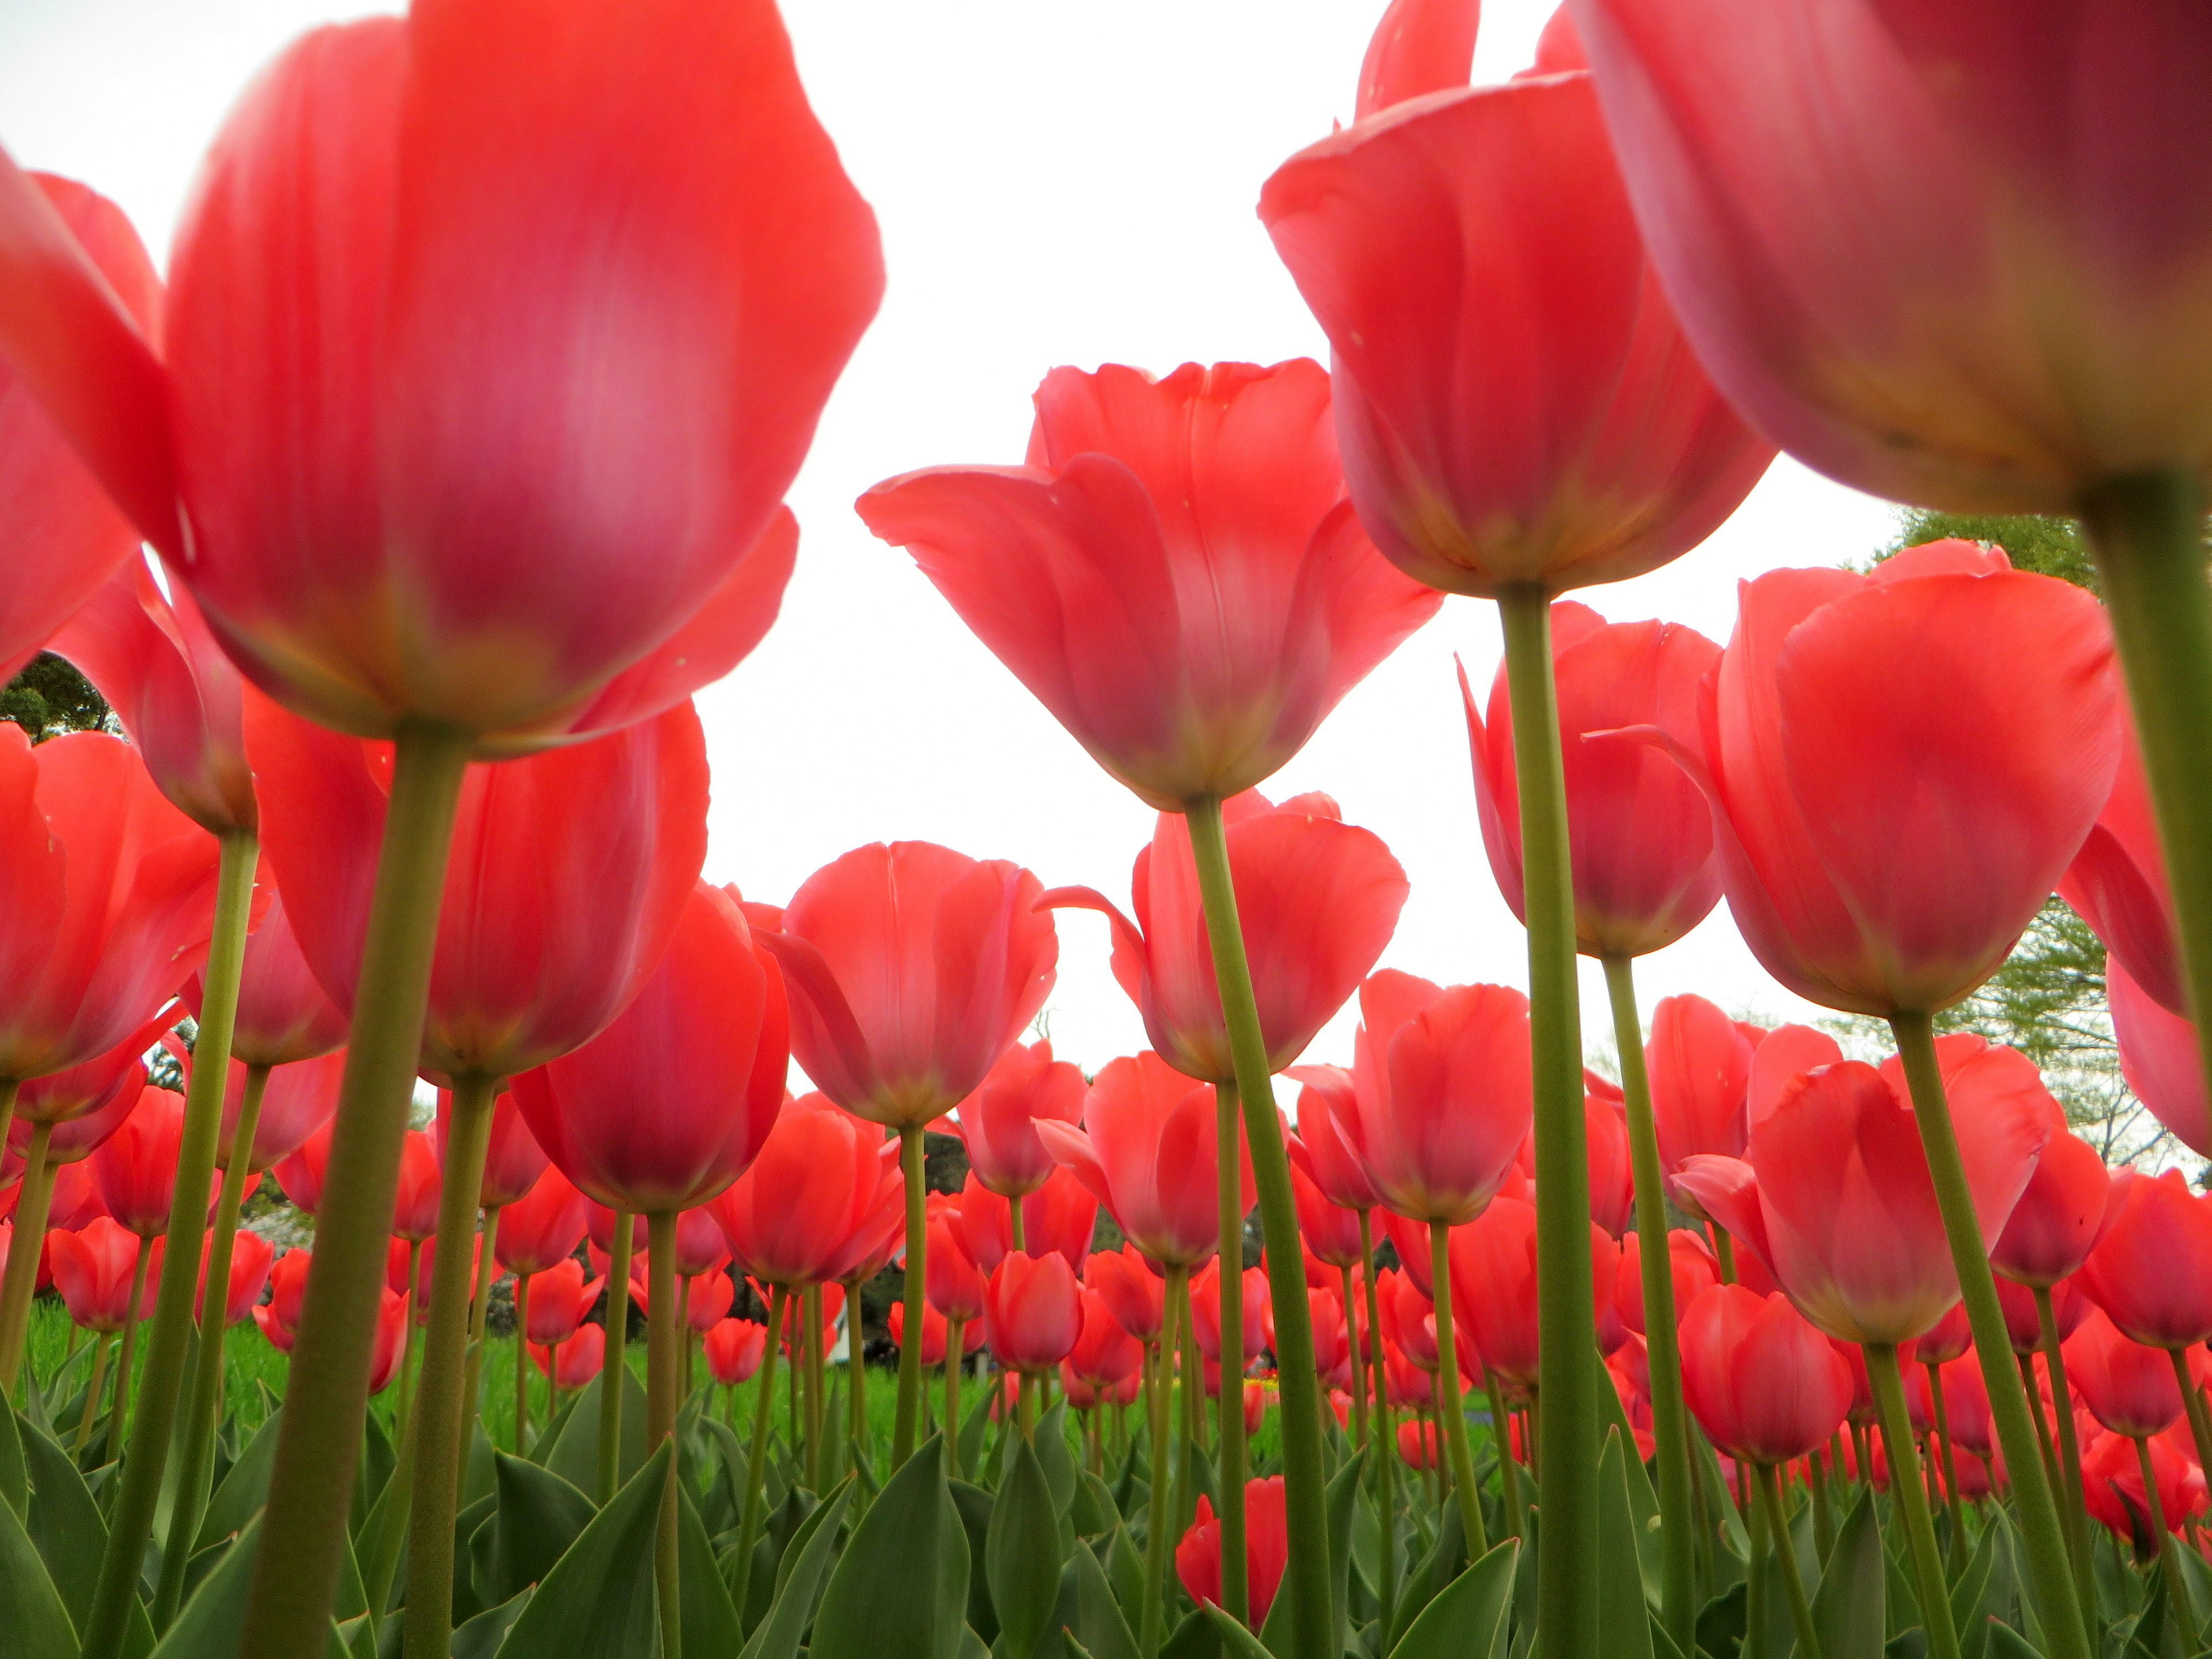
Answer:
[2171,1344,2212,1498]
[1214,1078,1249,1626]
[515,1272,533,1455]
[1925,1359,1967,1572]
[734,1286,788,1577]
[104,1230,151,1464]
[1866,1343,1961,1659]
[1711,1228,1736,1286]
[805,1284,825,1489]
[0,1122,58,1392]
[1808,1441,1834,1563]
[2134,1434,2187,1601]
[1758,1463,1821,1659]
[846,1276,868,1478]
[600,1211,635,1505]
[1359,1213,1395,1636]
[1497,587,1595,1659]
[1184,794,1332,1659]
[1140,1264,1187,1659]
[1602,955,1700,1655]
[155,1061,269,1627]
[646,1212,681,1659]
[1484,1369,1526,1541]
[74,1332,111,1455]
[238,726,470,1659]
[402,1071,499,1659]
[1175,1270,1202,1541]
[461,1203,502,1428]
[1428,1221,1490,1558]
[893,1124,926,1468]
[1339,1263,1367,1450]
[945,1321,964,1480]
[2078,472,2212,1100]
[1889,1012,2093,1659]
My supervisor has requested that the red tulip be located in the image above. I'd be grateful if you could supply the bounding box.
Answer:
[54,559,256,844]
[1915,1303,1974,1368]
[1044,791,1407,1082]
[1584,1093,1635,1240]
[1448,1200,1620,1393]
[493,1166,586,1280]
[703,1319,768,1388]
[267,1248,312,1334]
[531,1325,608,1393]
[984,1250,1081,1374]
[684,1270,735,1335]
[1037,1053,1249,1270]
[397,1235,478,1317]
[1612,1228,1718,1340]
[1191,1261,1269,1367]
[1067,1289,1145,1391]
[710,1094,897,1290]
[1937,1357,1997,1463]
[440,1086,548,1211]
[1376,1267,1437,1372]
[1334,972,1531,1225]
[1571,0,2212,515]
[1676,1054,2046,1344]
[1745,1025,1842,1136]
[953,1168,1099,1278]
[2077,1168,2212,1350]
[1396,1419,1443,1471]
[13,1022,165,1140]
[214,1051,344,1176]
[1288,1157,1363,1271]
[764,843,1055,1129]
[1463,605,1722,957]
[0,0,881,746]
[1991,1112,2114,1290]
[197,891,347,1071]
[1260,55,1771,601]
[1086,1245,1166,1343]
[390,1130,444,1244]
[200,1228,274,1328]
[944,1041,1085,1198]
[857,360,1440,812]
[1178,1478,1290,1626]
[1283,1065,1380,1211]
[270,1120,335,1218]
[1305,1287,1352,1389]
[1679,1285,1853,1465]
[889,1298,949,1366]
[924,1215,987,1325]
[1354,0,1478,116]
[40,1164,103,1233]
[514,882,785,1215]
[366,1289,410,1395]
[250,696,709,1085]
[618,1213,733,1313]
[1653,543,2119,1016]
[2109,957,2212,1158]
[1994,1275,2085,1357]
[47,1219,161,1332]
[2082,1430,2207,1550]
[2065,1308,2183,1440]
[91,1088,225,1238]
[1647,995,1756,1182]
[0,730,220,1089]
[522,1260,604,1347]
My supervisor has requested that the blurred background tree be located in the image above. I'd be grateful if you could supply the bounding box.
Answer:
[1,651,109,741]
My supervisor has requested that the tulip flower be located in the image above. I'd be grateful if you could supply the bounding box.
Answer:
[953,1168,1099,1279]
[1044,791,1407,1083]
[210,1051,345,1179]
[2110,959,2212,1158]
[704,1319,768,1390]
[2082,1430,2207,1556]
[710,1096,897,1294]
[944,1041,1085,1198]
[198,892,347,1073]
[497,1168,588,1283]
[1085,1245,1166,1345]
[390,1131,444,1245]
[198,1229,273,1330]
[40,1166,103,1234]
[1993,1115,2113,1292]
[858,359,1438,814]
[1191,1262,1268,1368]
[924,1216,987,1327]
[888,1298,955,1368]
[1647,996,1756,1183]
[1067,1289,1145,1395]
[1612,1229,1718,1340]
[2078,1169,2212,1353]
[683,1270,734,1336]
[522,1262,604,1349]
[1744,1027,1843,1137]
[529,1324,607,1397]
[1678,1286,1851,1467]
[1287,1159,1362,1272]
[271,1122,335,1218]
[92,1090,222,1239]
[984,1251,1082,1378]
[48,1219,161,1335]
[2066,1310,2184,1441]
[1179,1478,1290,1628]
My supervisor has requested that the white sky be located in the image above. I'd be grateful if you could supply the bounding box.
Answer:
[0,0,1906,1084]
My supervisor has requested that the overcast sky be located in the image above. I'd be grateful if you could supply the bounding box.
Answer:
[0,0,1907,1085]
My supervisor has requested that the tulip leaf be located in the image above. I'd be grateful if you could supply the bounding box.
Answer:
[1948,1514,2002,1659]
[1200,1603,1277,1659]
[1069,1535,1142,1659]
[1071,1471,1117,1538]
[990,1438,1067,1659]
[738,1483,853,1659]
[950,1479,1000,1644]
[1597,1430,1656,1659]
[544,1365,650,1498]
[494,1441,673,1657]
[0,1396,26,1520]
[1383,1535,1518,1659]
[478,1451,595,1608]
[0,1444,76,1659]
[1590,1344,1662,1601]
[811,1435,969,1659]
[959,1389,996,1489]
[450,1588,530,1659]
[1035,1402,1078,1516]
[1984,1623,2041,1659]
[1257,1446,1365,1659]
[1158,1606,1219,1659]
[1106,1525,1146,1620]
[1384,1488,1466,1653]
[20,1406,105,1631]
[677,1475,743,1659]
[1812,1487,1887,1659]
[150,1516,263,1659]
[198,1405,283,1552]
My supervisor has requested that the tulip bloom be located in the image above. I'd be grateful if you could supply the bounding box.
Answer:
[199,1229,274,1328]
[1285,1066,1380,1214]
[49,1219,162,1332]
[213,1051,345,1177]
[441,1086,550,1215]
[1613,1229,1718,1340]
[1647,995,1756,1181]
[2065,1310,2184,1440]
[365,1290,411,1396]
[496,1166,588,1281]
[2078,1169,2212,1351]
[390,1131,444,1244]
[1333,973,1532,1225]
[1037,1054,1249,1271]
[92,1090,224,1238]
[764,842,1056,1129]
[2110,959,2212,1158]
[923,1215,987,1326]
[1678,1285,1853,1466]
[1288,1159,1362,1271]
[1676,1058,2046,1345]
[199,892,347,1073]
[857,359,1440,812]
[522,1261,604,1348]
[944,1041,1085,1197]
[1044,792,1407,1082]
[1657,543,2119,1017]
[1067,1290,1145,1393]
[953,1168,1099,1278]
[889,1299,960,1367]
[1191,1262,1269,1368]
[1991,1113,2113,1290]
[704,1319,768,1389]
[1446,1199,1622,1394]
[984,1251,1082,1375]
[1463,605,1722,958]
[1086,1245,1166,1344]
[683,1270,734,1335]
[2082,1430,2207,1551]
[1178,1478,1291,1627]
[710,1095,899,1291]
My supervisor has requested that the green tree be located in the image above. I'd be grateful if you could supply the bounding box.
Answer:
[1,651,110,742]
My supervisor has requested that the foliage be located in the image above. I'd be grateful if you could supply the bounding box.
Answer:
[0,652,109,743]
[1878,507,2098,589]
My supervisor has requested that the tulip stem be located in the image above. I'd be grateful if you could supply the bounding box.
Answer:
[401,1071,499,1659]
[74,1332,111,1455]
[945,1323,964,1478]
[1757,1463,1820,1659]
[0,1122,59,1393]
[1175,1271,1202,1539]
[646,1211,681,1659]
[1339,1263,1367,1450]
[1427,1222,1490,1559]
[1359,1213,1396,1634]
[846,1274,869,1477]
[1184,793,1334,1659]
[2133,1433,2188,1604]
[461,1203,502,1426]
[2169,1345,2212,1499]
[1214,1079,1249,1626]
[1866,1343,1962,1659]
[105,1230,151,1463]
[156,1062,269,1627]
[1140,1263,1187,1659]
[1923,1359,1969,1571]
[1496,586,1596,1659]
[601,1210,636,1504]
[515,1273,533,1454]
[1484,1368,1526,1541]
[1710,1227,1736,1286]
[1601,955,1700,1654]
[238,725,469,1659]
[1889,1011,2094,1659]
[2079,471,2212,1104]
[804,1285,826,1487]
[734,1285,789,1584]
[893,1124,927,1468]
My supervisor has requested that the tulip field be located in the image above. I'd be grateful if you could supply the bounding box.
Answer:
[2,0,2212,1657]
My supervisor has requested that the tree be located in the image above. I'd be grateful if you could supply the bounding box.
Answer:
[1,651,109,742]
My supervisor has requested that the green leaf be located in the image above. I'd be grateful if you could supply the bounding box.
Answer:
[960,1388,996,1486]
[1035,1404,1078,1517]
[150,1516,263,1659]
[449,1589,531,1659]
[1985,1622,2041,1658]
[478,1452,596,1608]
[812,1435,969,1659]
[1385,1489,1467,1654]
[0,1446,77,1659]
[992,1439,1070,1659]
[1106,1525,1145,1624]
[20,1407,105,1633]
[1384,1535,1519,1659]
[950,1480,1000,1645]
[1948,1514,2000,1659]
[494,1441,675,1658]
[677,1476,742,1659]
[1068,1537,1141,1659]
[1200,1604,1274,1659]
[0,1395,28,1519]
[1070,1472,1117,1539]
[543,1365,650,1499]
[1813,1487,1888,1659]
[196,1406,283,1553]
[737,1483,853,1659]
[1597,1430,1656,1659]
[1257,1446,1366,1659]
[1592,1344,1663,1603]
